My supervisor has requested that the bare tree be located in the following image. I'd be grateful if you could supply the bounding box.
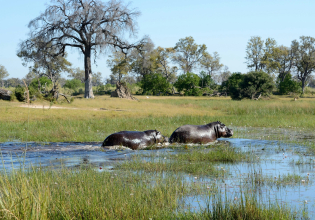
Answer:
[173,36,207,73]
[217,65,231,85]
[20,0,146,99]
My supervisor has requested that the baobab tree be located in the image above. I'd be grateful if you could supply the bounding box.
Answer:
[20,0,146,98]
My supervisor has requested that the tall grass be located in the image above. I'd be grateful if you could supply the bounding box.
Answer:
[0,166,187,219]
[1,96,315,142]
[0,165,301,220]
[180,193,299,220]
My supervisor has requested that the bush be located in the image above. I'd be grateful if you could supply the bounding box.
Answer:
[223,71,275,100]
[199,71,216,89]
[240,71,275,99]
[14,85,25,101]
[140,73,171,95]
[220,72,244,100]
[64,79,84,90]
[29,76,52,91]
[278,73,301,95]
[174,72,201,96]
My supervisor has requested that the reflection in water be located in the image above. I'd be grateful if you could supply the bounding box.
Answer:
[1,137,315,217]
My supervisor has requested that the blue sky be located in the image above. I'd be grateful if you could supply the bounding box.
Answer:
[1,0,315,80]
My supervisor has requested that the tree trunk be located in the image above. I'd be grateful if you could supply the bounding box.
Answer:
[84,48,95,99]
[301,79,305,94]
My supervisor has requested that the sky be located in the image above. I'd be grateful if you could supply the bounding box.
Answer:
[1,0,315,80]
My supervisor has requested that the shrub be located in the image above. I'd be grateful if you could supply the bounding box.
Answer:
[174,72,201,96]
[199,71,216,89]
[223,71,275,100]
[14,85,25,101]
[278,73,301,95]
[140,73,171,95]
[220,72,244,100]
[29,76,52,91]
[240,71,275,99]
[64,79,84,90]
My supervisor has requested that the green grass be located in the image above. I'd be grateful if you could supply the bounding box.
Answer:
[244,171,310,188]
[180,193,300,220]
[119,144,255,176]
[0,165,302,220]
[1,95,315,142]
[171,145,255,163]
[0,166,187,220]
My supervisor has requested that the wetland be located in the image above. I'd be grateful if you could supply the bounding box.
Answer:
[1,96,315,219]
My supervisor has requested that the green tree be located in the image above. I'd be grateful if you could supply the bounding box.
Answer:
[240,71,275,99]
[92,72,103,87]
[107,51,130,82]
[200,51,223,78]
[18,41,72,97]
[155,47,177,83]
[68,68,85,83]
[199,71,216,89]
[173,37,207,73]
[0,64,9,88]
[273,45,295,82]
[130,39,159,77]
[245,36,264,71]
[291,36,315,94]
[174,72,202,96]
[278,73,301,95]
[245,36,277,73]
[221,72,244,100]
[140,73,171,95]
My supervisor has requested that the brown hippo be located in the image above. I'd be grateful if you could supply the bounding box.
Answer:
[169,121,233,144]
[102,130,167,150]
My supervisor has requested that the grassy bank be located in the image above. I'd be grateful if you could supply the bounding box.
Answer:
[1,95,315,142]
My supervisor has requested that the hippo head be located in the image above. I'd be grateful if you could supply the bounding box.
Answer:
[215,121,233,138]
[154,130,167,144]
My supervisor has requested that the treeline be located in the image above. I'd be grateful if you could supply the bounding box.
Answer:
[1,35,315,101]
[105,35,315,99]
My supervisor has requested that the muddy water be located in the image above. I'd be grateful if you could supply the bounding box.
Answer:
[1,128,315,217]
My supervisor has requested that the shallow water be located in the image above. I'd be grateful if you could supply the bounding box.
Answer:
[1,135,315,217]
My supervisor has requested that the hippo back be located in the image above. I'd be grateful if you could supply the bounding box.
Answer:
[102,130,165,150]
[169,121,233,144]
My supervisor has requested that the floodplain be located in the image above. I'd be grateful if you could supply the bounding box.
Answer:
[1,95,315,219]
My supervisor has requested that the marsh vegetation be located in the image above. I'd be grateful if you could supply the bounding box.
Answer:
[0,96,315,219]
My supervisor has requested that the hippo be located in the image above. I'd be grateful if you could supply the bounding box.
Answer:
[102,130,167,150]
[169,121,233,144]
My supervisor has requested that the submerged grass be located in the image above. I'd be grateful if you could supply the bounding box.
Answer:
[171,145,255,163]
[180,193,300,220]
[119,144,255,176]
[118,158,226,176]
[243,171,310,188]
